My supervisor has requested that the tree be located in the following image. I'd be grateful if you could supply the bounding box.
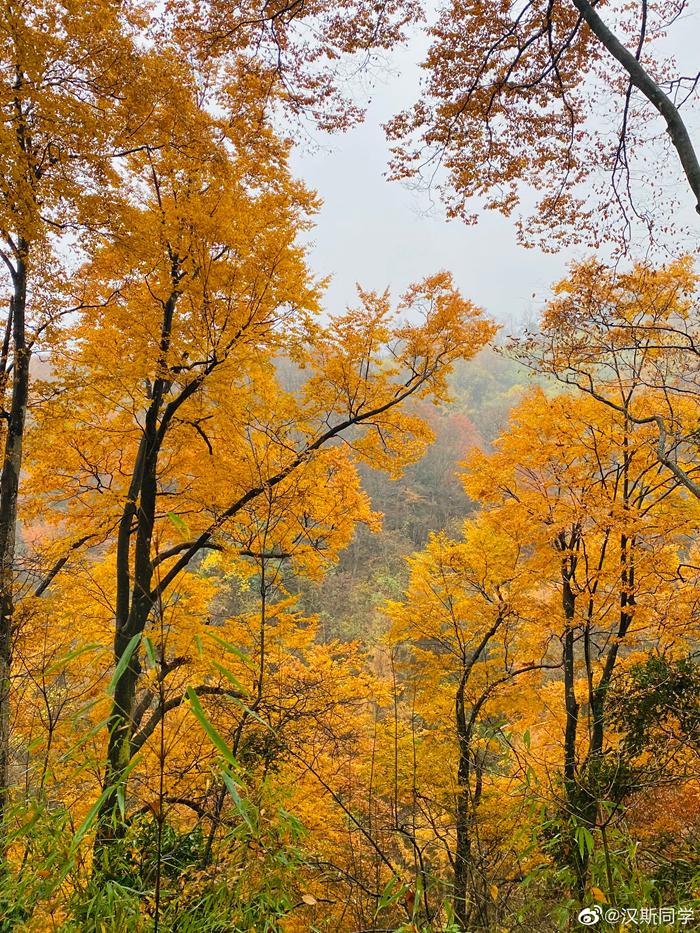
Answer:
[387,0,700,250]
[385,515,549,928]
[155,0,420,134]
[0,0,429,855]
[519,257,700,502]
[24,79,496,861]
[0,0,150,840]
[463,388,698,902]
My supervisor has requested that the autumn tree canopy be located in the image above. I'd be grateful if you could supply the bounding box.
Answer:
[388,0,700,250]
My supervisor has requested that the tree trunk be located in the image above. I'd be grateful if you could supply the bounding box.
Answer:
[561,551,589,902]
[453,675,471,929]
[0,246,29,835]
[94,287,177,864]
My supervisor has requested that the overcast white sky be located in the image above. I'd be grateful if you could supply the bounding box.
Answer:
[289,10,700,331]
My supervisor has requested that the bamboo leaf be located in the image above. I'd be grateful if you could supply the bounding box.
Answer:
[166,511,189,537]
[186,686,240,769]
[206,632,253,667]
[46,643,103,675]
[108,633,142,695]
[221,769,255,833]
[144,636,157,668]
[209,660,249,695]
[71,787,112,851]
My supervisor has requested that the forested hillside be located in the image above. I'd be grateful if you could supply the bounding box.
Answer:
[1,0,700,931]
[297,350,528,646]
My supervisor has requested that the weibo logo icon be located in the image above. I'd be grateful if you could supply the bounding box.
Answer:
[577,905,603,925]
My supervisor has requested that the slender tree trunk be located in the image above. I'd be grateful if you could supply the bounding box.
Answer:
[560,548,590,902]
[562,565,578,791]
[452,612,505,928]
[0,246,30,835]
[453,674,471,930]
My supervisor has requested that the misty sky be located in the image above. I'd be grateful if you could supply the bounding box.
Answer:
[290,12,700,331]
